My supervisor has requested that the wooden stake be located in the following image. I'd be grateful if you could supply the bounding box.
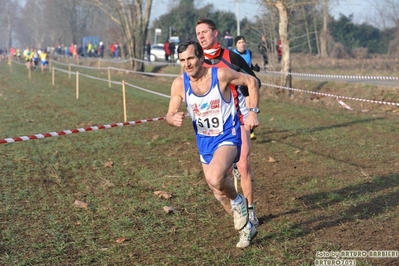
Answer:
[52,67,55,86]
[8,57,12,73]
[122,80,127,122]
[108,67,111,88]
[76,71,79,99]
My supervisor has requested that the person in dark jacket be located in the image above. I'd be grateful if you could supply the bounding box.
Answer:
[233,35,260,140]
[146,40,151,62]
[163,40,170,62]
[257,35,271,71]
[168,40,176,64]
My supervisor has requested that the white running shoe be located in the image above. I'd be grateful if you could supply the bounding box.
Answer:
[236,222,257,248]
[231,195,248,230]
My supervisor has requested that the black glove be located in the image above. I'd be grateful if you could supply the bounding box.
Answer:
[252,63,260,72]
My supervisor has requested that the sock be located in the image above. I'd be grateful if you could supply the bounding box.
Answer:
[231,194,242,205]
[248,205,254,210]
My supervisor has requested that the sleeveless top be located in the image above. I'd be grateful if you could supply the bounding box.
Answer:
[203,49,248,123]
[183,67,241,158]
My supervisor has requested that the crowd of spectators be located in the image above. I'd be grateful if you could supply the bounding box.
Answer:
[0,40,116,61]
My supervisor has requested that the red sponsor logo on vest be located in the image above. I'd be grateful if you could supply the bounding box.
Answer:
[210,99,220,109]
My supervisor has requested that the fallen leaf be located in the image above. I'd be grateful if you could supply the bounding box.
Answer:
[116,237,131,244]
[154,190,172,199]
[268,156,276,163]
[74,200,88,209]
[104,161,114,168]
[163,206,176,214]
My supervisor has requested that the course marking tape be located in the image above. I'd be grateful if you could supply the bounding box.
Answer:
[262,82,399,107]
[0,116,165,144]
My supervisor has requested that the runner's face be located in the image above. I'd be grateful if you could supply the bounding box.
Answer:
[196,23,218,49]
[178,45,203,78]
[236,39,246,52]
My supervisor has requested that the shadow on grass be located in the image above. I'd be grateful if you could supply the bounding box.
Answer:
[150,64,169,73]
[297,173,399,230]
[256,117,386,169]
[257,117,386,144]
[259,173,399,242]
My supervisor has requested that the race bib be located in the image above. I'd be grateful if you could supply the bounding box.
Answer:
[195,100,223,136]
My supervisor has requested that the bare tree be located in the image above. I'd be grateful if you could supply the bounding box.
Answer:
[0,0,19,49]
[87,0,153,71]
[19,0,47,48]
[264,0,292,91]
[44,0,102,47]
[302,5,312,53]
[319,0,329,57]
[366,0,399,29]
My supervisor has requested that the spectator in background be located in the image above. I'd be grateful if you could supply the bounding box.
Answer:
[64,45,69,57]
[110,42,119,59]
[224,30,233,50]
[168,39,176,64]
[233,35,260,141]
[257,35,270,71]
[276,39,283,63]
[87,42,93,57]
[93,42,98,57]
[163,39,170,62]
[99,41,104,58]
[109,42,116,58]
[69,43,78,59]
[146,40,151,63]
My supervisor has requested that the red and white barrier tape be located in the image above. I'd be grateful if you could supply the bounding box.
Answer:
[337,98,353,110]
[263,83,399,108]
[0,116,165,144]
[266,70,399,81]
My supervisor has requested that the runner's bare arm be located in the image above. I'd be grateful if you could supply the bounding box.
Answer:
[166,77,186,127]
[218,68,260,130]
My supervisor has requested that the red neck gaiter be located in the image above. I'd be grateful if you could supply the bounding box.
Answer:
[203,43,222,59]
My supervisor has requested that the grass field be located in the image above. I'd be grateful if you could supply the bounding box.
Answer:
[1,57,399,265]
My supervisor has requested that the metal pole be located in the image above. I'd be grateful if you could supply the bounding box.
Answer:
[236,0,240,35]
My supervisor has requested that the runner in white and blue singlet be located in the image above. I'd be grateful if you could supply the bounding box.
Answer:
[166,40,259,249]
[183,67,241,164]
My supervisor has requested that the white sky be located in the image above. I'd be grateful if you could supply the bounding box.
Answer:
[150,0,374,26]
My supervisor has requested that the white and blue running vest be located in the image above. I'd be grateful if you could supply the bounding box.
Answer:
[183,67,241,164]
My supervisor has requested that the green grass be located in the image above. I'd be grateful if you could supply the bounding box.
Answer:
[1,58,399,265]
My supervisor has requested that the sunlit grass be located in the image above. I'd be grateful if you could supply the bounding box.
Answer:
[1,59,399,265]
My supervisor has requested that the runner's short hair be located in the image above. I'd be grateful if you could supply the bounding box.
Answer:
[196,17,217,32]
[177,40,203,59]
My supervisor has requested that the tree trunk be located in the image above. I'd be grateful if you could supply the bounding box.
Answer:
[302,6,312,54]
[320,0,329,58]
[313,13,320,55]
[265,0,292,94]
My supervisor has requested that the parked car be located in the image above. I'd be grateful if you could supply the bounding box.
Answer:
[145,43,179,63]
